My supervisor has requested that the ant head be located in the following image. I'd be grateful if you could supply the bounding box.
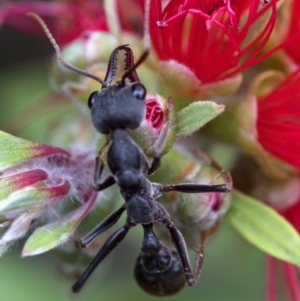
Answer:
[87,44,148,134]
[88,82,146,134]
[134,246,186,296]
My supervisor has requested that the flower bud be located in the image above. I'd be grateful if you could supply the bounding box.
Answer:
[128,93,176,156]
[0,131,97,256]
[151,149,231,244]
[173,166,230,239]
[158,60,242,99]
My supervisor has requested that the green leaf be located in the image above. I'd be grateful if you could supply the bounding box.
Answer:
[227,191,300,265]
[22,217,76,256]
[176,101,224,137]
[22,200,91,256]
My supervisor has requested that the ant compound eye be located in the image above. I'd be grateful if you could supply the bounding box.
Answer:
[87,91,98,109]
[132,84,146,100]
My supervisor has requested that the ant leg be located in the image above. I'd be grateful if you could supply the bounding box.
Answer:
[79,205,126,248]
[165,221,195,286]
[94,136,110,185]
[93,175,116,191]
[193,150,232,186]
[72,220,132,293]
[194,232,206,282]
[160,181,232,194]
[148,97,173,175]
[155,169,232,194]
[155,202,195,286]
[92,137,117,191]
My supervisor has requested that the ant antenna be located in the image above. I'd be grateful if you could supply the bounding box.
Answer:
[121,0,151,84]
[27,13,106,86]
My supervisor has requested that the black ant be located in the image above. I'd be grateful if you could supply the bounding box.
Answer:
[29,10,232,297]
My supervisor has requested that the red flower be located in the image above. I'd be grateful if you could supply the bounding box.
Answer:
[146,98,164,133]
[266,256,300,301]
[283,0,300,65]
[146,0,277,84]
[266,199,300,301]
[256,70,300,169]
[0,0,108,45]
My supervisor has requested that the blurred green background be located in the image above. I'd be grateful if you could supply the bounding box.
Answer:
[0,17,280,301]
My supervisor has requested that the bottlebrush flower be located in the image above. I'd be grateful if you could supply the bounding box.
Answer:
[0,130,97,256]
[236,69,300,178]
[256,70,300,171]
[146,0,278,98]
[266,256,300,301]
[0,0,108,46]
[282,0,300,66]
[258,177,300,301]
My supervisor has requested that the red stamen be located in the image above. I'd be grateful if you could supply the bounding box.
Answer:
[282,263,300,301]
[266,256,277,301]
[146,99,164,132]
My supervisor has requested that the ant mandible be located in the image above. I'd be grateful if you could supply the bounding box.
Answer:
[29,9,232,297]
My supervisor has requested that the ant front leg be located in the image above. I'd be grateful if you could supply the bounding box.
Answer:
[148,97,173,175]
[93,136,116,191]
[94,136,110,183]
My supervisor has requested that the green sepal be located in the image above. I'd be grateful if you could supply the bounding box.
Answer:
[227,191,300,265]
[176,101,224,137]
[22,201,90,256]
[0,131,69,171]
[0,189,49,214]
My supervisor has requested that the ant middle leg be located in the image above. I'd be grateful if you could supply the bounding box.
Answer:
[159,180,232,194]
[72,219,132,293]
[78,205,126,248]
[155,161,232,194]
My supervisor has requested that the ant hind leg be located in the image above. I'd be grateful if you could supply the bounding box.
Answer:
[72,220,132,293]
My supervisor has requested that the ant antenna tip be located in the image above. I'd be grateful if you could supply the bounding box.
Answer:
[28,12,105,86]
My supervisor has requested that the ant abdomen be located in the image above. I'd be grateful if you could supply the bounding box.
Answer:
[134,246,186,296]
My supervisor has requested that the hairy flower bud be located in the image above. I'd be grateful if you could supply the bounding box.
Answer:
[151,149,231,244]
[129,93,176,156]
[0,131,97,256]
